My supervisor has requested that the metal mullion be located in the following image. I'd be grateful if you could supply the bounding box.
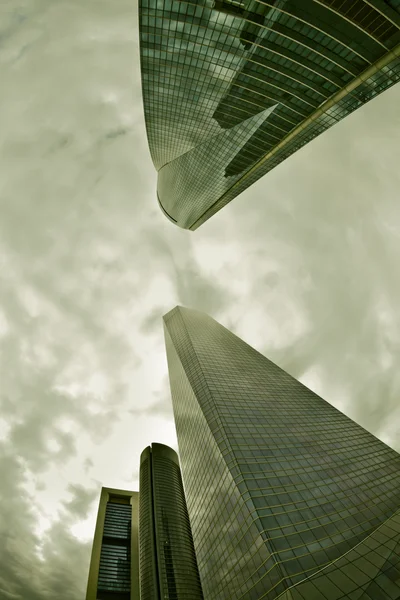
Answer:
[254,43,344,87]
[235,69,323,105]
[337,0,348,11]
[231,79,316,111]
[350,2,371,22]
[213,103,290,139]
[314,0,389,46]
[372,19,396,38]
[142,8,359,77]
[255,0,386,54]
[258,23,361,75]
[142,25,346,87]
[245,55,332,97]
[364,0,400,29]
[263,498,390,536]
[227,81,310,116]
[366,12,388,33]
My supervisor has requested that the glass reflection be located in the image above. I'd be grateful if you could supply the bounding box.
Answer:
[140,0,400,228]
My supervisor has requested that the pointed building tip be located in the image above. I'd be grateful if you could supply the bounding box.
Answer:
[162,305,187,321]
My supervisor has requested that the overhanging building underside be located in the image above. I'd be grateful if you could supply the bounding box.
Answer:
[139,0,400,229]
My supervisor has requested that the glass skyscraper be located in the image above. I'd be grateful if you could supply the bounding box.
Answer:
[139,0,400,229]
[163,306,400,599]
[86,488,139,600]
[139,442,203,600]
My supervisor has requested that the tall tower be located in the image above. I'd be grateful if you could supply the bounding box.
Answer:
[139,0,400,229]
[163,306,400,599]
[139,443,203,600]
[86,488,139,600]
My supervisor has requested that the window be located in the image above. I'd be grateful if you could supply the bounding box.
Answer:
[213,0,246,17]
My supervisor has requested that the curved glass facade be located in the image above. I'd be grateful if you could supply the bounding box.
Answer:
[139,443,203,600]
[279,508,400,599]
[163,306,400,599]
[139,0,400,229]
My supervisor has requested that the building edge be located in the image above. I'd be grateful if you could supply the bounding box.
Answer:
[155,41,400,231]
[85,487,139,600]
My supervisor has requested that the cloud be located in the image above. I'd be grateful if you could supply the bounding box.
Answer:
[202,83,400,449]
[62,484,99,521]
[129,375,174,420]
[0,0,399,598]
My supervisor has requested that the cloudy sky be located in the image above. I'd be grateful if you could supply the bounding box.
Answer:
[1,1,400,598]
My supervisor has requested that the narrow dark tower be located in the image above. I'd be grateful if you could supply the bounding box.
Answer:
[139,443,203,600]
[163,306,400,599]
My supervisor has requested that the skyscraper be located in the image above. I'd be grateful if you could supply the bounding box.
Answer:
[86,488,139,600]
[163,306,400,599]
[139,0,400,229]
[139,442,203,599]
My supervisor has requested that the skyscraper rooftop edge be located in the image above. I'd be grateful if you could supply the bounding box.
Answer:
[139,0,400,229]
[140,441,180,466]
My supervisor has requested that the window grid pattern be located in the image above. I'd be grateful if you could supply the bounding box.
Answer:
[318,0,400,44]
[139,454,158,599]
[139,445,204,599]
[164,323,279,600]
[98,502,131,595]
[277,509,400,600]
[139,0,400,229]
[192,54,400,229]
[163,306,400,599]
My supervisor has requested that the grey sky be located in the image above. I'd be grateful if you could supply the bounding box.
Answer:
[0,1,400,598]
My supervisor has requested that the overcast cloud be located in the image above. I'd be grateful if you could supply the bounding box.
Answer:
[0,1,400,598]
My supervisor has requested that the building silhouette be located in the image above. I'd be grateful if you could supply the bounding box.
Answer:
[86,488,139,600]
[139,0,400,229]
[163,306,400,599]
[139,443,203,600]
